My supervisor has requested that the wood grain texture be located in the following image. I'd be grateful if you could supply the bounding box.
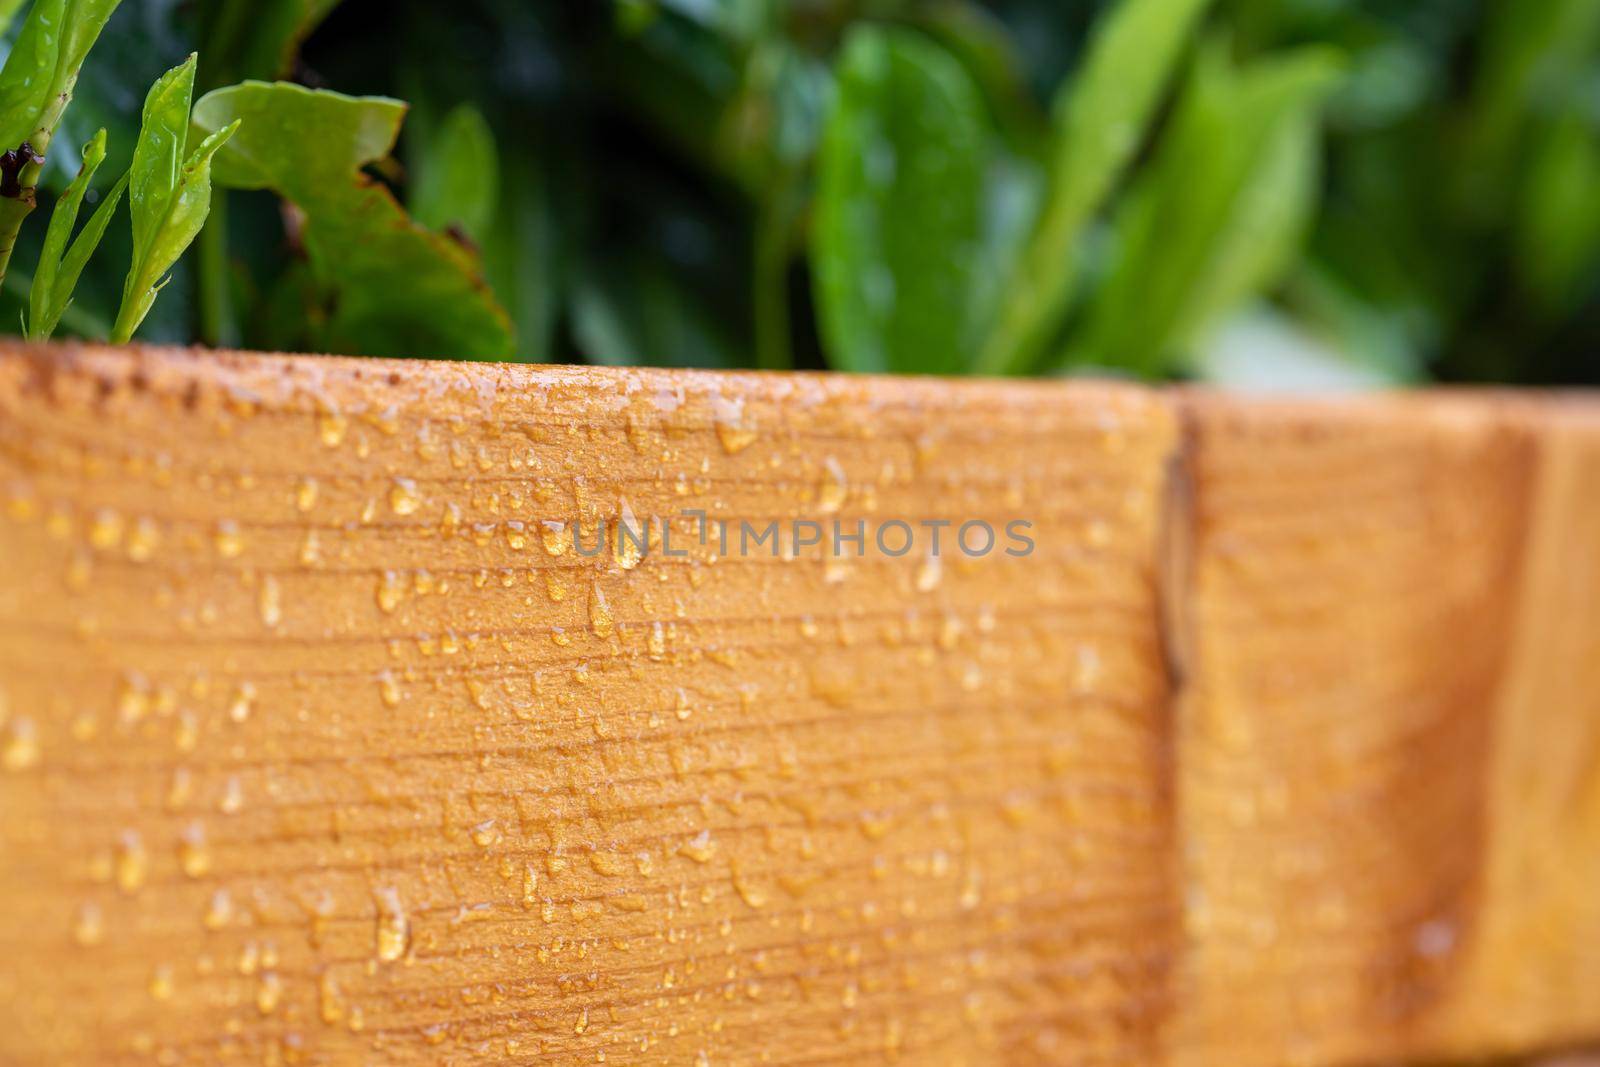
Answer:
[1421,398,1600,1060]
[1170,394,1535,1067]
[0,344,1179,1065]
[0,344,1596,1066]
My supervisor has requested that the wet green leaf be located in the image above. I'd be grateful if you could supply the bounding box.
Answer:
[27,126,126,340]
[114,58,236,342]
[112,123,231,341]
[1070,43,1343,375]
[0,0,124,152]
[812,26,987,374]
[52,0,189,185]
[409,103,499,245]
[127,55,196,282]
[191,80,512,359]
[977,0,1216,375]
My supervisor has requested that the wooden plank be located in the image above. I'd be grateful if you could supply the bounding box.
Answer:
[0,344,1596,1065]
[1171,392,1600,1067]
[0,344,1179,1065]
[1170,393,1535,1066]
[1422,398,1600,1060]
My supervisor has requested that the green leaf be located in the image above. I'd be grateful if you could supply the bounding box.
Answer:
[127,55,196,288]
[1515,107,1600,318]
[408,103,499,245]
[191,81,513,359]
[812,26,987,374]
[1453,0,1600,229]
[27,126,126,340]
[199,0,344,85]
[1173,107,1323,348]
[1472,0,1600,160]
[976,0,1216,375]
[1069,44,1344,376]
[29,126,108,337]
[54,169,127,330]
[113,108,237,343]
[0,0,27,39]
[911,0,1049,155]
[261,0,345,76]
[196,83,401,195]
[0,0,124,152]
[965,153,1044,366]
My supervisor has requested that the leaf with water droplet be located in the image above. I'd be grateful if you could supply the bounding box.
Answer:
[0,0,123,155]
[114,55,240,343]
[813,26,987,374]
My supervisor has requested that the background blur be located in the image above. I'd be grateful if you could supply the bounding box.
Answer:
[4,0,1598,385]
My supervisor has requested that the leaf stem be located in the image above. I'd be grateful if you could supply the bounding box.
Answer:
[0,194,32,290]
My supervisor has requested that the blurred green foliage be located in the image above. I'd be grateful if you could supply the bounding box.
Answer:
[3,0,1597,384]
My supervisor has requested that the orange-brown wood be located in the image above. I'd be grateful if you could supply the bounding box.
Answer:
[1170,394,1534,1066]
[0,344,1596,1066]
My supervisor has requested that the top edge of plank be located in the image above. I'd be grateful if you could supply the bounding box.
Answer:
[5,341,1596,422]
[0,342,1168,418]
